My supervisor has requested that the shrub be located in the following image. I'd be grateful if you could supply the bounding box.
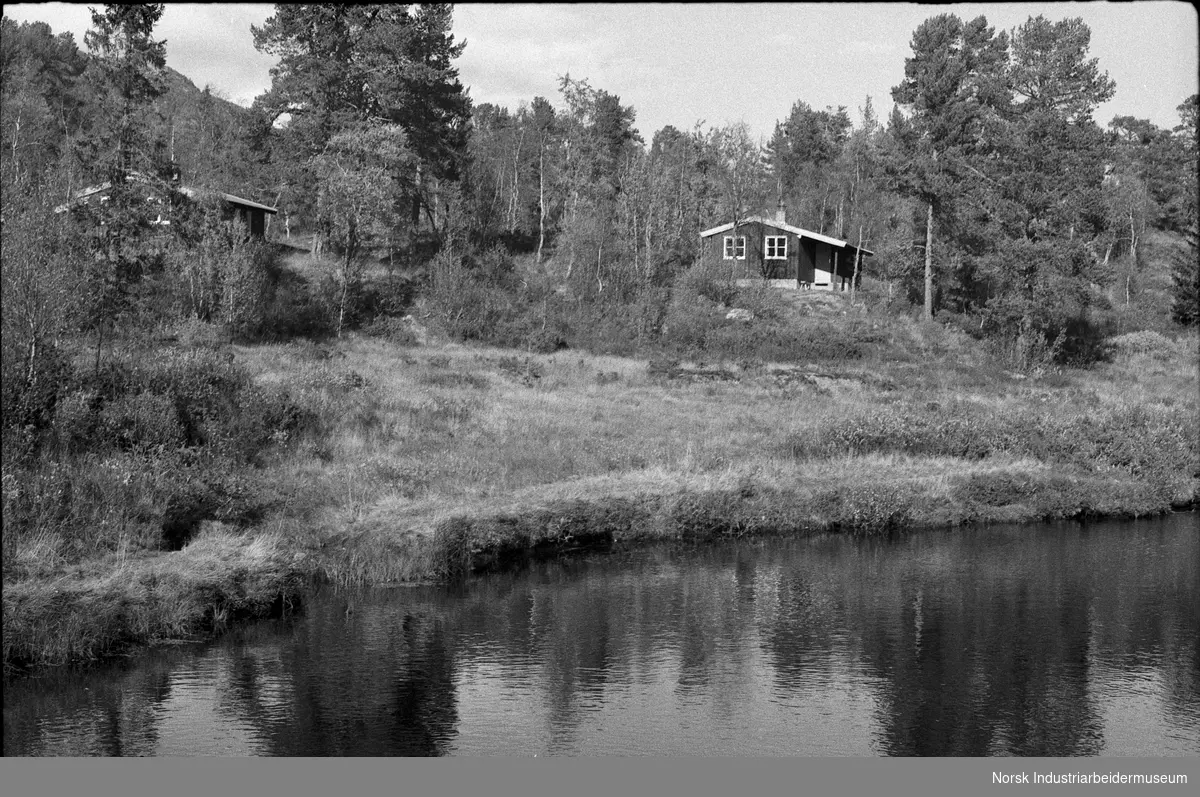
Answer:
[987,327,1065,375]
[260,272,334,340]
[525,328,569,354]
[785,401,1198,493]
[1170,233,1199,327]
[732,283,790,322]
[1108,330,1178,360]
[0,341,73,463]
[678,256,738,307]
[822,483,915,536]
[362,315,419,345]
[660,294,727,356]
[705,320,868,363]
[98,391,183,455]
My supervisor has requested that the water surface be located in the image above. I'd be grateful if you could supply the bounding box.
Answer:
[5,513,1198,756]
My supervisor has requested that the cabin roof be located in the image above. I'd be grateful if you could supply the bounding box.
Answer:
[177,185,277,214]
[55,172,277,215]
[700,216,873,256]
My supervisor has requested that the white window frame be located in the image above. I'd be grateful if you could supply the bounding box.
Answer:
[765,235,788,260]
[723,235,746,260]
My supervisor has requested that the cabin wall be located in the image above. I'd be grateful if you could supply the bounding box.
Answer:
[713,221,800,282]
[758,222,799,281]
[705,224,868,289]
[229,205,269,238]
[799,238,817,283]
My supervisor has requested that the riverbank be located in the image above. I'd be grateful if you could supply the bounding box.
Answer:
[4,321,1198,675]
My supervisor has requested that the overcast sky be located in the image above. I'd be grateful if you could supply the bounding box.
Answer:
[6,2,1197,142]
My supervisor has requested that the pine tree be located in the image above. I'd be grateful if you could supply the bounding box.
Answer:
[74,4,169,368]
[252,4,471,234]
[889,14,1009,319]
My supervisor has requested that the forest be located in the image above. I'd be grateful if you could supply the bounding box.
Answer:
[2,5,1197,673]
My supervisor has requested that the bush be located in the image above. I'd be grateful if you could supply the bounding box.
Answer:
[361,315,419,345]
[784,401,1198,490]
[1170,233,1198,327]
[98,391,183,455]
[732,283,791,322]
[660,293,727,356]
[678,256,738,307]
[260,270,334,340]
[1,341,74,463]
[1108,330,1178,359]
[821,483,915,536]
[706,320,868,363]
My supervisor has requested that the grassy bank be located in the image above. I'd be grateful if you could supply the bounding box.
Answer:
[3,527,306,673]
[4,307,1198,674]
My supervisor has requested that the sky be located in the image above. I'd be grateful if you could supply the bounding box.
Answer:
[5,2,1197,144]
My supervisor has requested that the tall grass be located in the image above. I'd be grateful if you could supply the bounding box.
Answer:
[4,312,1197,673]
[2,525,305,674]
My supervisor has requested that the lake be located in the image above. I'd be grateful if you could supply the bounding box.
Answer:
[4,512,1197,756]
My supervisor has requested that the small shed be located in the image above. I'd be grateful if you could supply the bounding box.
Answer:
[700,209,872,291]
[55,171,277,238]
[177,186,277,238]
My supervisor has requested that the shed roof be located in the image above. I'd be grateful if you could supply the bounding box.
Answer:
[700,216,873,256]
[177,185,277,214]
[55,172,277,215]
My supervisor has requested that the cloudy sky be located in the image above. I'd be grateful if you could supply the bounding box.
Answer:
[6,2,1197,141]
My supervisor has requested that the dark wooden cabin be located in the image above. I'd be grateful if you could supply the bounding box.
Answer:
[177,186,277,238]
[55,171,277,239]
[699,210,872,291]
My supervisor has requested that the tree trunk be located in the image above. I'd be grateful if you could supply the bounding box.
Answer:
[632,210,638,278]
[924,201,934,320]
[508,128,524,233]
[851,224,864,305]
[337,258,348,338]
[1128,208,1139,268]
[596,242,604,294]
[94,322,104,374]
[730,221,739,281]
[644,202,653,282]
[537,142,546,263]
[10,110,20,183]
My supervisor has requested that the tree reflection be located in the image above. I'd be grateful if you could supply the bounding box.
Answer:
[5,515,1196,756]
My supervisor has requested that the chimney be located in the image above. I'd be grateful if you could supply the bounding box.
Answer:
[774,201,786,225]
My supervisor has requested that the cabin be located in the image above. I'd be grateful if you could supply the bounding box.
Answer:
[699,208,872,291]
[177,185,277,238]
[55,171,277,239]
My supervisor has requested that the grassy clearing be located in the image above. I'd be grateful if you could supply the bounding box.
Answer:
[4,308,1197,674]
[247,317,1195,586]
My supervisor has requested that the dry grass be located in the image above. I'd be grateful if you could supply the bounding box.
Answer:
[234,326,1196,583]
[2,523,305,674]
[5,321,1196,673]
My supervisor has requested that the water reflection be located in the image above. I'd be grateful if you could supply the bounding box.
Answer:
[4,513,1197,756]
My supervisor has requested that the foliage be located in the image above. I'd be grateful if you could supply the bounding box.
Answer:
[78,4,168,178]
[168,198,275,338]
[0,18,88,186]
[766,100,851,232]
[252,4,471,231]
[1171,230,1199,327]
[785,400,1197,488]
[314,124,416,335]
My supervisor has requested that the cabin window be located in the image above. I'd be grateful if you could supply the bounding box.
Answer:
[723,236,746,260]
[765,236,787,259]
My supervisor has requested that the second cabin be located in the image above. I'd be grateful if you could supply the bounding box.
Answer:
[699,207,873,291]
